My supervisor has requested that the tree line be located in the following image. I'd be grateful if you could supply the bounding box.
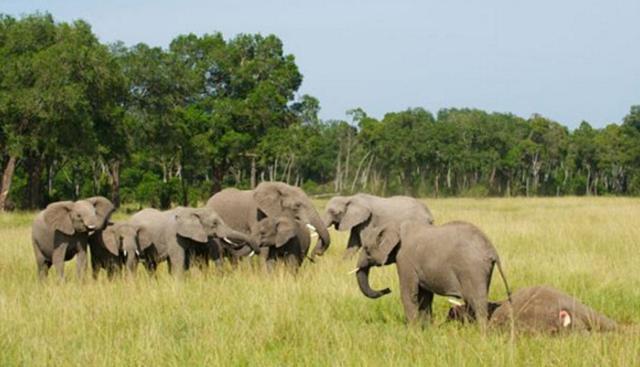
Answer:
[1,13,640,211]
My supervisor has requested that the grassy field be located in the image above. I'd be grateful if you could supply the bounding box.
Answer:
[1,197,639,366]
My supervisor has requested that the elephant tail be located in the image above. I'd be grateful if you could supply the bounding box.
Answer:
[495,258,512,303]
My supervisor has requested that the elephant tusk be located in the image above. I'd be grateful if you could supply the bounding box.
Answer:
[306,224,317,233]
[249,251,256,257]
[135,250,140,256]
[223,237,239,246]
[447,298,464,306]
[123,250,128,257]
[347,267,359,275]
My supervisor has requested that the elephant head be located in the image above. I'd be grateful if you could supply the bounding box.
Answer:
[353,224,401,299]
[43,196,115,235]
[101,222,150,273]
[174,207,260,252]
[323,195,371,232]
[253,182,330,255]
[255,216,304,248]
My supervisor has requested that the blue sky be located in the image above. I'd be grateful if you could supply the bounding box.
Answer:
[4,0,639,128]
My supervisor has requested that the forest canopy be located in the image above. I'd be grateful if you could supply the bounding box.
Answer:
[1,13,640,210]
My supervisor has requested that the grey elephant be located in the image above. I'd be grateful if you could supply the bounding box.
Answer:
[323,194,434,258]
[128,206,259,276]
[253,215,311,270]
[31,196,115,280]
[88,221,141,278]
[354,220,511,327]
[206,181,330,262]
[447,286,617,333]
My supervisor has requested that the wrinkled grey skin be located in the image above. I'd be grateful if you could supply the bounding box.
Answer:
[323,194,434,258]
[253,215,311,271]
[206,182,330,263]
[355,220,510,327]
[31,196,115,280]
[88,221,140,278]
[128,206,258,277]
[448,286,617,333]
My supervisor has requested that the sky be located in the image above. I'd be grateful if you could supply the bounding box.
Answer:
[3,0,639,128]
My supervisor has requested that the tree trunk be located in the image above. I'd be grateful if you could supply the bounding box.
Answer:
[26,153,44,209]
[211,163,226,194]
[109,161,121,208]
[0,155,17,211]
[250,156,257,189]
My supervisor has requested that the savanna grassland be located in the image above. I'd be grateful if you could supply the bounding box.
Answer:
[1,197,639,366]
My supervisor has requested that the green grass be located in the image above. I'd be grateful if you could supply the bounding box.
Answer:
[1,197,639,366]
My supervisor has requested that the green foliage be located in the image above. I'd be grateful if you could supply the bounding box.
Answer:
[2,12,640,210]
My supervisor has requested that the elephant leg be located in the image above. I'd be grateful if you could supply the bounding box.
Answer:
[168,248,186,278]
[259,247,275,272]
[285,253,301,273]
[51,242,68,281]
[75,245,88,281]
[398,266,424,325]
[32,241,50,281]
[417,288,435,322]
[461,276,489,330]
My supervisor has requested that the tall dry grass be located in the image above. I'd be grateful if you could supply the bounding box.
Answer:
[0,197,638,365]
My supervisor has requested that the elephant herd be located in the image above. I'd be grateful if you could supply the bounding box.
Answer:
[31,181,617,334]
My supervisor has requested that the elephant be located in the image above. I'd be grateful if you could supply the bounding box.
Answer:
[206,181,330,262]
[31,196,115,280]
[253,215,311,271]
[323,194,434,258]
[353,220,511,327]
[128,206,259,276]
[87,221,140,278]
[447,286,617,333]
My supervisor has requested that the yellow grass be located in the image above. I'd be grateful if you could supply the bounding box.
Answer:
[1,197,639,366]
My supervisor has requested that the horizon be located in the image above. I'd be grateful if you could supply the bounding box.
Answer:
[4,0,639,128]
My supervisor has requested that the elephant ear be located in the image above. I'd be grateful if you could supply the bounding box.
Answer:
[254,183,284,217]
[175,211,207,243]
[339,202,370,231]
[43,201,75,235]
[372,226,400,265]
[102,225,120,256]
[275,217,297,248]
[86,196,115,229]
[136,226,153,251]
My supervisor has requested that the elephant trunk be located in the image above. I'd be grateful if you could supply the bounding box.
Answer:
[220,228,260,253]
[122,238,138,275]
[309,210,331,256]
[356,266,391,299]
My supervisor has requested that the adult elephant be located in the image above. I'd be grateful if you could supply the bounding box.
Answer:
[353,220,510,327]
[206,182,330,261]
[128,206,258,276]
[31,196,115,280]
[88,221,141,278]
[323,194,434,258]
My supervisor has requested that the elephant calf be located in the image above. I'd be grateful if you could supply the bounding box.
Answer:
[88,221,139,278]
[31,197,114,280]
[253,215,311,271]
[354,220,511,327]
[447,286,617,333]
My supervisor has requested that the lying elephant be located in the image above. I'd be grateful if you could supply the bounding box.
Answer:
[448,285,617,333]
[253,215,311,271]
[128,206,259,276]
[31,196,114,280]
[88,221,140,278]
[354,220,511,327]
